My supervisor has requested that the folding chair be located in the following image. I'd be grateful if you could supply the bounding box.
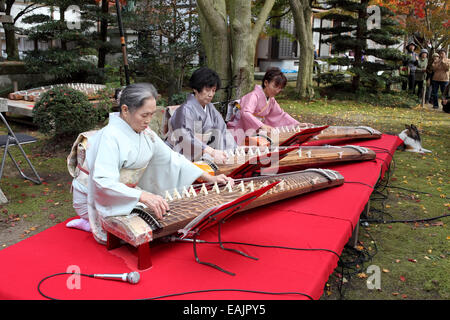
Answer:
[0,101,41,185]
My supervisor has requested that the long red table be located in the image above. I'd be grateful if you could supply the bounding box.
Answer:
[0,134,402,300]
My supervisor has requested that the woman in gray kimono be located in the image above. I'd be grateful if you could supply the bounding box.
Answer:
[166,67,237,162]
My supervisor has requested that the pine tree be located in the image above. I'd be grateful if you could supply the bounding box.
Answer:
[314,0,405,91]
[21,0,103,83]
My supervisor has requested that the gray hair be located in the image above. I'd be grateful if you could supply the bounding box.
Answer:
[119,83,158,113]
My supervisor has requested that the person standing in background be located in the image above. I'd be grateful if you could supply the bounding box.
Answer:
[405,42,418,93]
[431,49,449,109]
[414,49,428,103]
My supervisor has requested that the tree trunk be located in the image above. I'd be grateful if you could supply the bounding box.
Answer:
[352,0,369,91]
[4,0,18,60]
[60,5,68,51]
[229,0,253,99]
[4,23,18,60]
[197,0,275,105]
[97,0,109,69]
[197,0,231,103]
[289,0,314,99]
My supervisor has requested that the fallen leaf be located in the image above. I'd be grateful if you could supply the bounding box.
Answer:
[400,276,406,282]
[392,292,399,296]
[382,268,390,273]
[357,273,368,279]
[408,259,417,263]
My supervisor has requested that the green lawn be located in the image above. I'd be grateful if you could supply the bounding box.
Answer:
[0,89,448,300]
[277,89,449,300]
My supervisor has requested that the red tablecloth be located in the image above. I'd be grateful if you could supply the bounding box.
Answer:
[0,134,402,300]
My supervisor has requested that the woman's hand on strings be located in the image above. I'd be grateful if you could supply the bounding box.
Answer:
[139,191,169,219]
[200,172,234,187]
[259,124,273,133]
[204,146,228,164]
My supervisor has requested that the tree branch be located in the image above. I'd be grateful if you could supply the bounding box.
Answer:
[252,0,276,41]
[197,0,227,35]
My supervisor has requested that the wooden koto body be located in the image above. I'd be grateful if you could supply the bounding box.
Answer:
[8,83,107,101]
[102,169,344,269]
[312,125,382,142]
[261,125,382,146]
[203,145,376,177]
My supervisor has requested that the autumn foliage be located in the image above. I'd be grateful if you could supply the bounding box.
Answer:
[372,0,449,49]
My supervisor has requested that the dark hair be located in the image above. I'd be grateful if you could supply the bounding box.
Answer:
[262,67,287,89]
[119,83,158,113]
[189,67,221,92]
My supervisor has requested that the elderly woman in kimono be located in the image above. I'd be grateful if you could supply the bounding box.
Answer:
[67,83,233,244]
[227,67,311,145]
[166,67,237,163]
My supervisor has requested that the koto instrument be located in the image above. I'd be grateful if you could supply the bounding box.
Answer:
[312,125,382,142]
[253,125,382,147]
[194,145,376,178]
[102,169,344,269]
[8,83,108,102]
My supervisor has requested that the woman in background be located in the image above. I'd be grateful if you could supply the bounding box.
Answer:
[227,67,310,145]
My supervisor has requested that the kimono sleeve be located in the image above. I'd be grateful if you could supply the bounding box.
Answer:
[170,105,208,154]
[239,91,265,131]
[138,134,204,195]
[264,98,299,128]
[88,130,143,217]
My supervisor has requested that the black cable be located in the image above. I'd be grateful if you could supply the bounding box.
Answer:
[139,288,313,300]
[333,229,378,299]
[190,239,341,260]
[345,180,376,190]
[360,213,450,224]
[37,272,94,300]
[386,185,450,199]
[37,272,314,300]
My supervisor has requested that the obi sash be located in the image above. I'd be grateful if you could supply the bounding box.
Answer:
[67,131,147,190]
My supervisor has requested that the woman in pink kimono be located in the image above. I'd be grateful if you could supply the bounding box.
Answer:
[227,67,309,145]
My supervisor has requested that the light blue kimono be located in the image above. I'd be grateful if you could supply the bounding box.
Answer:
[86,113,203,243]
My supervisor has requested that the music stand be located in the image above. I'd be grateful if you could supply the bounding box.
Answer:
[279,125,329,146]
[179,181,279,276]
[0,99,41,185]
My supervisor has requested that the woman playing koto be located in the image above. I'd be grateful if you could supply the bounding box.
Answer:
[67,83,233,244]
[166,67,237,163]
[227,67,311,145]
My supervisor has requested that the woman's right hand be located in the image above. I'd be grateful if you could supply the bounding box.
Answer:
[204,146,228,164]
[139,191,169,220]
[259,124,273,133]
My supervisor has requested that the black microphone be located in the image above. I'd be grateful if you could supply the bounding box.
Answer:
[92,271,140,284]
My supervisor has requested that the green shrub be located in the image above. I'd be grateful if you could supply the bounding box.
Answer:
[33,87,99,140]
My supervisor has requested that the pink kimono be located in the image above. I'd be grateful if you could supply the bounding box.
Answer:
[227,85,299,144]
